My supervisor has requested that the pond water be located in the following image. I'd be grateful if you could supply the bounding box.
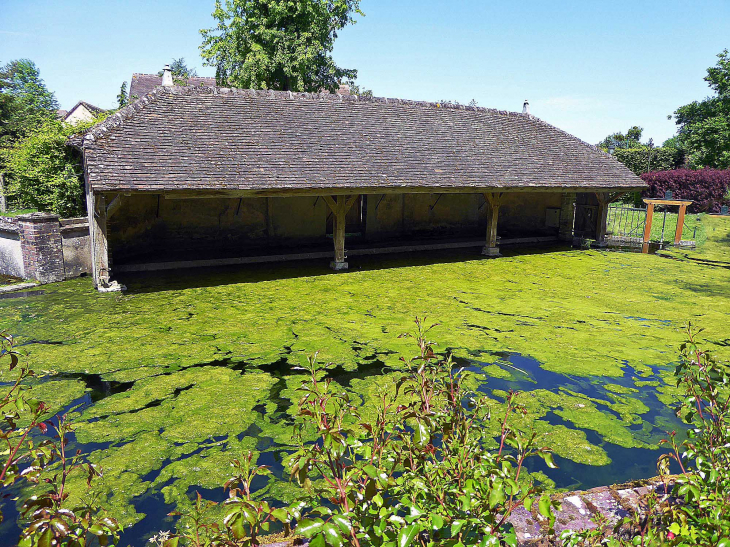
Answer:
[0,221,729,546]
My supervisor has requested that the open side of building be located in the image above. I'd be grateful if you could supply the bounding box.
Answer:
[72,75,645,290]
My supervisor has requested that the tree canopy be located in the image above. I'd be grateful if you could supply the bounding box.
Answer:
[0,59,59,150]
[597,125,646,151]
[671,49,730,169]
[200,0,363,92]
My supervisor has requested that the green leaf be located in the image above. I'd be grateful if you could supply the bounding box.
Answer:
[297,518,325,537]
[229,513,245,540]
[489,484,506,508]
[37,529,53,547]
[540,452,558,469]
[363,464,379,479]
[538,495,552,519]
[271,508,289,522]
[322,522,345,547]
[398,523,420,547]
[309,534,326,547]
[431,514,444,529]
[163,538,179,547]
[332,514,352,534]
[451,519,465,536]
[414,420,429,447]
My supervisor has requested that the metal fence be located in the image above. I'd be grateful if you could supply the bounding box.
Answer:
[606,204,647,244]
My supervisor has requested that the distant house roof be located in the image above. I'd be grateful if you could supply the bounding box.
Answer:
[63,101,105,124]
[56,109,68,120]
[129,73,216,99]
[76,85,646,194]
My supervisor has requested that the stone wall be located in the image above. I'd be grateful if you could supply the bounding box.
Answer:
[60,218,92,278]
[0,217,24,278]
[0,214,90,283]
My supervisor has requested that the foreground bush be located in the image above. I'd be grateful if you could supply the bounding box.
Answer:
[3,321,729,546]
[641,169,730,213]
[0,331,121,546]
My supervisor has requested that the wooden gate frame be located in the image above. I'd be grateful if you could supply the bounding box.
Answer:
[642,198,693,249]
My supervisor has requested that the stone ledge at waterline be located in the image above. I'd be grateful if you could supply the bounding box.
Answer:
[512,476,676,545]
[261,477,677,547]
[0,213,91,283]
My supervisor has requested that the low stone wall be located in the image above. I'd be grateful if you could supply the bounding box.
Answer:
[510,476,672,545]
[0,217,23,278]
[0,213,91,283]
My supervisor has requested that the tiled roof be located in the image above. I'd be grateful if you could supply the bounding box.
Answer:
[129,73,216,99]
[78,86,646,193]
[74,101,105,114]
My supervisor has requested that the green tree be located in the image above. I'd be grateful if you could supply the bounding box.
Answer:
[117,81,129,108]
[200,0,364,92]
[671,49,730,169]
[0,59,59,149]
[597,125,645,150]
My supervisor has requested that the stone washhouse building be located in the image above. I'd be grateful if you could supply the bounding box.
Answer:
[72,69,646,290]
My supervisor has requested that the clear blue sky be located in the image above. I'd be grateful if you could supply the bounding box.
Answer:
[2,0,728,145]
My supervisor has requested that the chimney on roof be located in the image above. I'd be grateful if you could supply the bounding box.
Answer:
[522,100,530,115]
[337,84,351,96]
[161,64,173,87]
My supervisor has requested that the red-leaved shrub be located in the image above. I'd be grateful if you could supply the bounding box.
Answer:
[641,169,730,213]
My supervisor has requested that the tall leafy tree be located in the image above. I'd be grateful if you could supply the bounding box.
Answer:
[0,59,59,148]
[672,49,730,169]
[597,126,645,150]
[200,0,363,92]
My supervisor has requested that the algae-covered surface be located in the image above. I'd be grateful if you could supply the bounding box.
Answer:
[1,215,729,546]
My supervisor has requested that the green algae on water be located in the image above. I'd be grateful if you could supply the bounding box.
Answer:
[1,216,729,535]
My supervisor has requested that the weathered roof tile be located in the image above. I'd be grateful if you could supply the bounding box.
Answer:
[80,86,646,192]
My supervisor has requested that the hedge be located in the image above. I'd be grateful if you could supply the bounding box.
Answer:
[613,147,683,175]
[641,169,730,213]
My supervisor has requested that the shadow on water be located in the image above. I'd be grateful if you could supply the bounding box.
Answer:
[0,290,45,300]
[117,244,571,294]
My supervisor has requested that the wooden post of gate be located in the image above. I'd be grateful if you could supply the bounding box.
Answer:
[642,198,693,253]
[642,202,655,253]
[674,203,687,245]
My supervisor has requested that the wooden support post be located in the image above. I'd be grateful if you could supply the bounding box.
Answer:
[642,202,655,254]
[482,192,503,257]
[88,192,111,288]
[594,192,610,247]
[674,203,687,245]
[323,194,359,270]
[106,194,123,219]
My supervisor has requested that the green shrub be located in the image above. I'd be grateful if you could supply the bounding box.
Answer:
[2,116,102,217]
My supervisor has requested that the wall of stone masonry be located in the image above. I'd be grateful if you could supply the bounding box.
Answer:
[509,476,674,546]
[0,217,24,278]
[0,214,90,283]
